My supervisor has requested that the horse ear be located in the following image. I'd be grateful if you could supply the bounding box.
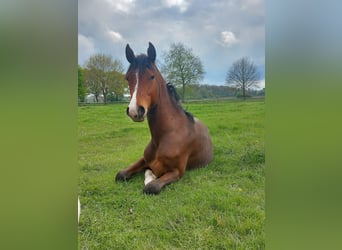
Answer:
[125,44,135,64]
[147,42,156,63]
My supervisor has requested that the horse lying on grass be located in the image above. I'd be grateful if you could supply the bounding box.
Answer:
[116,42,213,194]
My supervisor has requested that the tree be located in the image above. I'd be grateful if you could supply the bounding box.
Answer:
[108,71,126,101]
[161,43,204,102]
[83,68,102,102]
[78,65,86,102]
[226,57,259,99]
[84,53,124,104]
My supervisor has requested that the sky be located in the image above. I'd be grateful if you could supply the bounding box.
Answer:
[78,0,264,88]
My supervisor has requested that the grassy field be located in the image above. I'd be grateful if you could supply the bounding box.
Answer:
[78,99,265,249]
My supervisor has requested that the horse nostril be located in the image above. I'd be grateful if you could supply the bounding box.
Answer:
[138,106,145,118]
[126,107,129,116]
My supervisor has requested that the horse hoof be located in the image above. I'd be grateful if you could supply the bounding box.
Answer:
[143,182,161,195]
[115,171,128,182]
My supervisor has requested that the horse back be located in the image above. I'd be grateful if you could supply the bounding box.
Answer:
[186,118,213,169]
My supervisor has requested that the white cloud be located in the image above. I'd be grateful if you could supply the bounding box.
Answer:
[105,0,135,13]
[221,31,238,47]
[78,34,96,64]
[163,0,190,13]
[240,0,264,15]
[255,79,265,89]
[107,30,124,43]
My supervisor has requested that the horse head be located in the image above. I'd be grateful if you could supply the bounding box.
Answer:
[125,42,162,122]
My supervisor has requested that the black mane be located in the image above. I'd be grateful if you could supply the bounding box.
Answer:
[166,83,194,123]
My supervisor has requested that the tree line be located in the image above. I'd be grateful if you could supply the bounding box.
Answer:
[78,42,264,104]
[185,84,264,100]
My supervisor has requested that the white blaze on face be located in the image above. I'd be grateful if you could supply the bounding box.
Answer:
[128,71,139,115]
[144,169,157,186]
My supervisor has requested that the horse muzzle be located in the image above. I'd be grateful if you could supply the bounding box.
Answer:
[127,106,146,122]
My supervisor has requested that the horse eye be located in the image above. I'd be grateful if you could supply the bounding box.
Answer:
[150,75,155,80]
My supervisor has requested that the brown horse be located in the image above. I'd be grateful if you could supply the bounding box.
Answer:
[115,42,213,194]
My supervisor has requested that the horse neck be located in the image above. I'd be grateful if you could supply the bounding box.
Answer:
[147,81,184,140]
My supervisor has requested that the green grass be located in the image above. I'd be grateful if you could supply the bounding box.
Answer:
[78,99,265,249]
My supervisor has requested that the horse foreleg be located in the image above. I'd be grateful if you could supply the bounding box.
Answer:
[143,168,183,195]
[115,157,147,181]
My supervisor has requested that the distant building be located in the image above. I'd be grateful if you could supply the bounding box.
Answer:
[123,88,130,99]
[85,94,104,103]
